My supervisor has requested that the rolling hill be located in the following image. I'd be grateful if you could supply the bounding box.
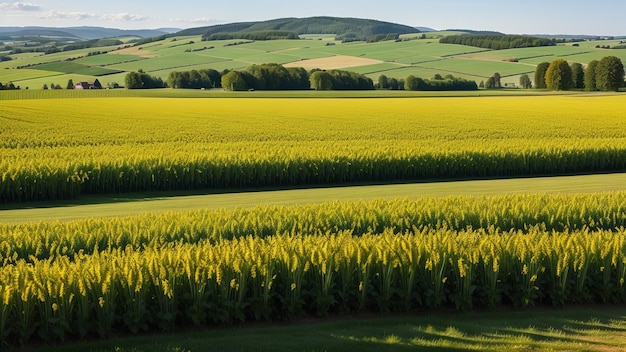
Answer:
[176,16,419,40]
[0,26,176,40]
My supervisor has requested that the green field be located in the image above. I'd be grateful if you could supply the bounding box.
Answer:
[3,32,626,89]
[29,61,124,76]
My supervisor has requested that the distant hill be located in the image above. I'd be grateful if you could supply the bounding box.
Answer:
[444,29,505,35]
[0,28,78,38]
[529,34,626,40]
[0,26,172,40]
[414,27,436,32]
[177,17,420,40]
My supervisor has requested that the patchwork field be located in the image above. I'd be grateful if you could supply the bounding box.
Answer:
[283,55,384,70]
[3,33,626,89]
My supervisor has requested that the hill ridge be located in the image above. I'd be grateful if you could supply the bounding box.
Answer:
[176,16,420,39]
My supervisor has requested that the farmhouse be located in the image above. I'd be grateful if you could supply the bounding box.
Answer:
[75,79,102,89]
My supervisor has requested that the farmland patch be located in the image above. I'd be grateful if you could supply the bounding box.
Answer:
[284,54,384,70]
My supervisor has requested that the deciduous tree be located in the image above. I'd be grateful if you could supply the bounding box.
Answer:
[534,62,550,89]
[584,60,599,91]
[545,59,572,90]
[519,74,532,89]
[595,56,625,91]
[221,71,249,91]
[570,62,584,89]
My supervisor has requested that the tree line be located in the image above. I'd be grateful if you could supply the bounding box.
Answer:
[0,81,20,90]
[202,30,298,41]
[148,63,373,91]
[125,63,484,91]
[125,70,167,89]
[534,56,625,91]
[404,74,478,91]
[440,34,555,50]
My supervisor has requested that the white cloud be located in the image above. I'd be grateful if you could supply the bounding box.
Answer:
[177,18,221,25]
[100,13,149,22]
[38,10,96,20]
[0,1,42,11]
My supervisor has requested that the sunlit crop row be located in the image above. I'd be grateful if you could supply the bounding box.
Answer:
[0,227,625,344]
[2,96,626,201]
[1,193,626,264]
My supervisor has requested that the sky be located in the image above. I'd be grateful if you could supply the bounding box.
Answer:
[1,0,625,35]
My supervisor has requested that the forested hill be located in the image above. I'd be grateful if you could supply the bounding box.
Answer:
[176,17,419,40]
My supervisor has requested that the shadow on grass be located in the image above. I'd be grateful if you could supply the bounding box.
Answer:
[3,171,624,212]
[21,305,626,352]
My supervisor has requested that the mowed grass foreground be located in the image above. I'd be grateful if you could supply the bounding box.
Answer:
[2,95,626,202]
[29,307,626,352]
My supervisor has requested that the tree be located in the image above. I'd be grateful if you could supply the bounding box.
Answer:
[42,83,48,90]
[492,72,501,88]
[519,74,532,89]
[534,62,550,89]
[388,78,399,90]
[404,75,421,90]
[570,62,584,89]
[125,72,143,89]
[545,59,572,90]
[67,79,74,89]
[125,71,165,89]
[485,76,496,89]
[584,60,599,91]
[221,71,249,91]
[378,75,389,89]
[595,56,625,92]
[405,75,431,91]
[309,71,333,90]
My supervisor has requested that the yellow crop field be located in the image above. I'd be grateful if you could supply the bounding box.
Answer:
[2,95,626,201]
[1,193,626,343]
[2,95,626,345]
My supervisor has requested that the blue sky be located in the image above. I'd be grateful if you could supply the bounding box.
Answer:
[1,0,624,35]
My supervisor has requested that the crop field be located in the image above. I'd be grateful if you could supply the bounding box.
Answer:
[30,61,124,76]
[2,92,626,348]
[4,33,626,89]
[2,95,626,202]
[1,192,626,345]
[72,54,147,67]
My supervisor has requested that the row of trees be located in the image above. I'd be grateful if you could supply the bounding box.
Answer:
[167,69,222,89]
[404,74,478,91]
[202,30,298,41]
[534,56,625,91]
[227,64,311,90]
[167,65,480,92]
[0,81,20,90]
[166,64,373,91]
[125,70,166,89]
[440,34,555,50]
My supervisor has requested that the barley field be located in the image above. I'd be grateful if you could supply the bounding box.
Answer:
[2,95,626,202]
[1,193,626,344]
